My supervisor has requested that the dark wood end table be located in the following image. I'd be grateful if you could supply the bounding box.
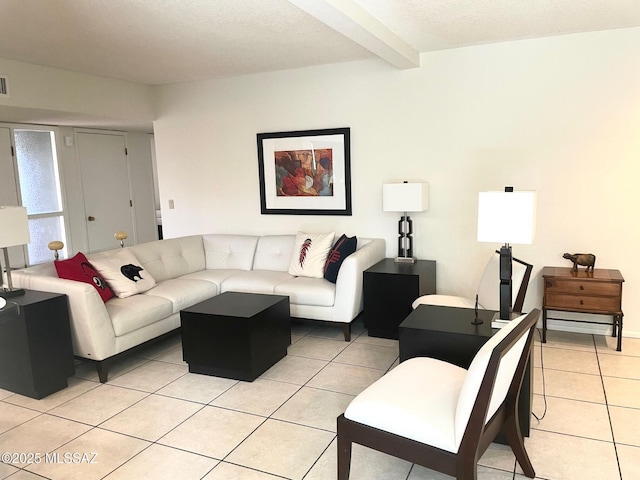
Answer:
[0,290,75,399]
[363,258,436,339]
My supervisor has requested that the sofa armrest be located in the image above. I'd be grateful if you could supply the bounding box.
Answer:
[332,238,385,322]
[11,270,117,360]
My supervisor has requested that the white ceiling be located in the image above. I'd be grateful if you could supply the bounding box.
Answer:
[1,0,639,86]
[0,0,638,131]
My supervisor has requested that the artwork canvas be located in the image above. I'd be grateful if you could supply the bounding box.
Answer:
[257,128,351,215]
[275,148,333,197]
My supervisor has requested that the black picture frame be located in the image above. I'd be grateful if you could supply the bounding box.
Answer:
[257,127,351,216]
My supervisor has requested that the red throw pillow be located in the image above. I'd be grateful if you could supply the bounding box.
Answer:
[55,252,114,302]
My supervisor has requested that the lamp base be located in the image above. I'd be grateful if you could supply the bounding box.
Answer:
[394,256,417,264]
[0,287,25,298]
[490,311,522,329]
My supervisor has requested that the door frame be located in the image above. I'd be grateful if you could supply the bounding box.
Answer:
[0,123,70,266]
[75,128,137,252]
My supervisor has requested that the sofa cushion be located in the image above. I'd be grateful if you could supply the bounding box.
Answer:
[274,276,336,307]
[221,270,294,294]
[54,252,114,302]
[288,232,335,278]
[323,234,357,284]
[129,236,206,283]
[253,235,295,271]
[91,249,156,298]
[202,234,259,270]
[106,294,174,336]
[143,278,218,313]
[180,269,243,291]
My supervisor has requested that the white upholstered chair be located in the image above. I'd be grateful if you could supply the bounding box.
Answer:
[412,251,533,313]
[337,309,540,480]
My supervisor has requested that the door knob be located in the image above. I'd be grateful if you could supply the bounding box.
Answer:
[88,216,95,221]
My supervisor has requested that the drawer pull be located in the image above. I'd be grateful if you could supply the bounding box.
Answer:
[580,300,584,305]
[580,285,584,291]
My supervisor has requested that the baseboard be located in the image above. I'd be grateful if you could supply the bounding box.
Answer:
[544,319,640,339]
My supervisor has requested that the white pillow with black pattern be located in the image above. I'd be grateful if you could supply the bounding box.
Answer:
[91,249,156,298]
[288,232,335,278]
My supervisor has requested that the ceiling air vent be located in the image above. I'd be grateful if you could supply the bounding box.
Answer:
[0,76,9,97]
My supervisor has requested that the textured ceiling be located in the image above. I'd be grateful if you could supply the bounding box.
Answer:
[0,0,638,131]
[0,0,639,86]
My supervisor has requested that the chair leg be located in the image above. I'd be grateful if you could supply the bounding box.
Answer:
[337,416,352,480]
[504,411,535,478]
[456,458,478,480]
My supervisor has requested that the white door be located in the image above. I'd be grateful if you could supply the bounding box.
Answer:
[77,132,134,252]
[0,127,26,269]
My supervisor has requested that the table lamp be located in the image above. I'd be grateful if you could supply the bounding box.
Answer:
[0,206,30,298]
[383,181,429,263]
[115,231,128,248]
[48,241,64,260]
[477,187,536,320]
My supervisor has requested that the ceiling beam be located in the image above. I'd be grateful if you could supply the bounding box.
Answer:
[286,0,420,69]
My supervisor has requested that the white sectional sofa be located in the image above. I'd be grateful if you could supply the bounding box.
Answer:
[12,234,385,382]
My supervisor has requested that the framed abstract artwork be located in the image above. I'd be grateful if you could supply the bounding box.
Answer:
[257,127,352,215]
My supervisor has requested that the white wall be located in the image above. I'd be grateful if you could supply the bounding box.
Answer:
[0,58,154,129]
[154,27,640,337]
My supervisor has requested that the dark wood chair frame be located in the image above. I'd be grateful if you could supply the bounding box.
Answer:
[511,254,533,314]
[337,309,540,480]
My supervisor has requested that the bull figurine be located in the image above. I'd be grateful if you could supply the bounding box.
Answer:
[562,253,596,273]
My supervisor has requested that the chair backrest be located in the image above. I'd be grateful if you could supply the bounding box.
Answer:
[453,310,539,450]
[476,251,533,312]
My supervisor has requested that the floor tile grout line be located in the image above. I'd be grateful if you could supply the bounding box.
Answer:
[43,389,154,430]
[529,425,617,444]
[301,433,337,480]
[6,326,636,479]
[215,459,293,480]
[217,323,383,478]
[205,323,332,476]
[593,334,624,480]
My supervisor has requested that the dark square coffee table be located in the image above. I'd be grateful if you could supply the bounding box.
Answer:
[180,292,290,381]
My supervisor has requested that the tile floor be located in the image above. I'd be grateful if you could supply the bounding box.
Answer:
[0,320,639,480]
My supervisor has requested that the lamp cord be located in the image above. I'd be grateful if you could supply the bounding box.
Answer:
[531,327,547,422]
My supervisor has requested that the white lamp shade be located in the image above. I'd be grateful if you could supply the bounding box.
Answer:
[0,206,30,248]
[383,183,429,212]
[477,191,536,245]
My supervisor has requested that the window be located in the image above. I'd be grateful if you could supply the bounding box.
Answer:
[13,129,67,264]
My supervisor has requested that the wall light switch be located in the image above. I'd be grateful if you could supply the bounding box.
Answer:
[64,136,74,147]
[168,199,175,209]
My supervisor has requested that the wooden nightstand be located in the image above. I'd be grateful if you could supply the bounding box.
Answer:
[542,266,624,351]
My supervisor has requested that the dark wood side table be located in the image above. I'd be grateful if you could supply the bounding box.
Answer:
[542,267,624,351]
[0,290,75,399]
[398,304,532,439]
[363,258,436,339]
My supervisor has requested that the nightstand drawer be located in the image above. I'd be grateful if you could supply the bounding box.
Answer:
[544,279,620,297]
[545,293,620,313]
